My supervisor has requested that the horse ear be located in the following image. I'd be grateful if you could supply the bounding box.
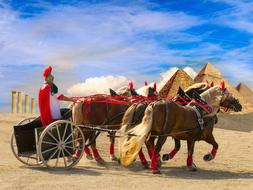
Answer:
[153,82,157,91]
[206,80,209,85]
[145,81,148,86]
[210,81,214,87]
[220,81,225,89]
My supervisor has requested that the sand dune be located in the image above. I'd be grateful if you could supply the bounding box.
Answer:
[0,113,252,190]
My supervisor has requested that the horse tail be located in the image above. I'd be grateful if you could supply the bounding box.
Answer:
[119,103,154,166]
[72,101,84,125]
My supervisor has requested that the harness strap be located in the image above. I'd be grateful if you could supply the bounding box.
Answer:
[191,106,205,130]
[163,101,169,132]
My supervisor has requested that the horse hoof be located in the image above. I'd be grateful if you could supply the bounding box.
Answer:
[188,163,197,172]
[86,154,93,160]
[203,153,213,162]
[143,164,149,169]
[110,155,118,162]
[97,158,106,165]
[152,170,161,174]
[162,154,170,161]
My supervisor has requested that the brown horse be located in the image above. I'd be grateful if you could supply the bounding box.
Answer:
[119,83,242,173]
[72,84,158,164]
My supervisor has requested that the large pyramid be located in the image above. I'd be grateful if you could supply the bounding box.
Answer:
[236,83,253,106]
[194,63,253,112]
[159,69,194,99]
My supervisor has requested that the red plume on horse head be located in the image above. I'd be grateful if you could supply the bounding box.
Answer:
[129,81,134,90]
[153,82,157,91]
[145,81,148,86]
[220,81,225,90]
[210,81,214,87]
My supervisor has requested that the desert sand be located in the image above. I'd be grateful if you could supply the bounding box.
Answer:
[0,112,253,190]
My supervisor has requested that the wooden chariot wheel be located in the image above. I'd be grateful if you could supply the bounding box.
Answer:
[38,120,85,169]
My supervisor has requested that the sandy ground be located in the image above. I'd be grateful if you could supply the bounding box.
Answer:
[0,112,253,190]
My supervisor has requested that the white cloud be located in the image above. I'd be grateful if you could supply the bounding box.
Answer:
[183,66,197,79]
[67,75,129,96]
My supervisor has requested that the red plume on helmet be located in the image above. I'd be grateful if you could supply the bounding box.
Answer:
[145,81,148,86]
[43,66,52,78]
[129,81,134,90]
[153,82,157,91]
[220,81,225,90]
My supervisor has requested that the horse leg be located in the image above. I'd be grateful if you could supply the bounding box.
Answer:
[138,148,149,169]
[90,133,105,165]
[146,137,155,159]
[162,138,181,161]
[151,136,167,174]
[109,133,118,161]
[203,133,219,162]
[186,140,197,171]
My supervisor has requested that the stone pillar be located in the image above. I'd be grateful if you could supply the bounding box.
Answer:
[25,94,29,113]
[12,91,17,113]
[31,98,36,114]
[17,92,23,113]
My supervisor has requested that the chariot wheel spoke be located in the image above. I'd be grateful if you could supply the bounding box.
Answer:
[62,150,67,167]
[46,149,59,163]
[65,145,76,150]
[56,124,62,142]
[62,122,68,142]
[63,148,73,157]
[64,130,75,143]
[42,146,57,154]
[47,130,59,143]
[65,138,83,145]
[42,141,58,146]
[54,150,61,167]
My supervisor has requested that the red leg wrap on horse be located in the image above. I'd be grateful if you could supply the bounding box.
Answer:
[138,150,148,166]
[211,148,217,158]
[92,148,101,161]
[148,148,154,159]
[110,144,114,155]
[76,150,81,157]
[187,155,193,166]
[151,152,159,171]
[168,149,178,159]
[84,147,91,154]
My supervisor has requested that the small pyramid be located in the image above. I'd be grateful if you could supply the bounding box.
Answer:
[159,69,194,99]
[236,83,253,106]
[195,63,253,112]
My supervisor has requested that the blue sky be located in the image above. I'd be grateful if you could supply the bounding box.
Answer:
[0,0,253,112]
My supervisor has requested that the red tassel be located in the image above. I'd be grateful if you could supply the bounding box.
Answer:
[145,81,148,86]
[187,155,193,166]
[221,81,225,89]
[210,81,214,87]
[168,149,178,159]
[211,148,217,158]
[110,144,114,155]
[153,83,157,91]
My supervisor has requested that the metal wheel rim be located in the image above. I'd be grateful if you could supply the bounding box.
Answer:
[10,117,42,166]
[38,120,85,169]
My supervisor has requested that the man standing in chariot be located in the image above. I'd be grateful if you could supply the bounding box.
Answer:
[38,66,75,127]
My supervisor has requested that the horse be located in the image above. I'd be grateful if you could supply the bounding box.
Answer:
[72,82,158,164]
[119,82,242,173]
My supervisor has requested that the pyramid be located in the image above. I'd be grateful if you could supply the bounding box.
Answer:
[159,69,195,99]
[194,63,253,112]
[236,83,253,106]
